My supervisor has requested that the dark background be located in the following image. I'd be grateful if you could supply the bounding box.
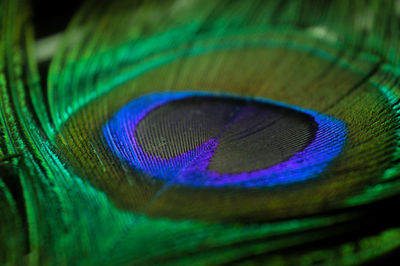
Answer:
[32,0,82,38]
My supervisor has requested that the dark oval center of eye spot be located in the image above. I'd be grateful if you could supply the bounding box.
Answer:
[135,96,318,174]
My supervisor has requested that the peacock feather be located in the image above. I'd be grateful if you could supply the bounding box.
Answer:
[2,0,400,264]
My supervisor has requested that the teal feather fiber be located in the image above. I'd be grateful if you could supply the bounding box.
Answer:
[2,0,400,265]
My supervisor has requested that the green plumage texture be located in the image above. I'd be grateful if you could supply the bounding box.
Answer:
[2,0,400,265]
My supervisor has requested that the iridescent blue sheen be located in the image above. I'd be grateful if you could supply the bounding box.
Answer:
[103,92,346,187]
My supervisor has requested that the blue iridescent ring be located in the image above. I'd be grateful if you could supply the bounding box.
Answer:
[103,91,346,188]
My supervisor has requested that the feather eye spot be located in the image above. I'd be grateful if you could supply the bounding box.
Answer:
[103,92,346,187]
